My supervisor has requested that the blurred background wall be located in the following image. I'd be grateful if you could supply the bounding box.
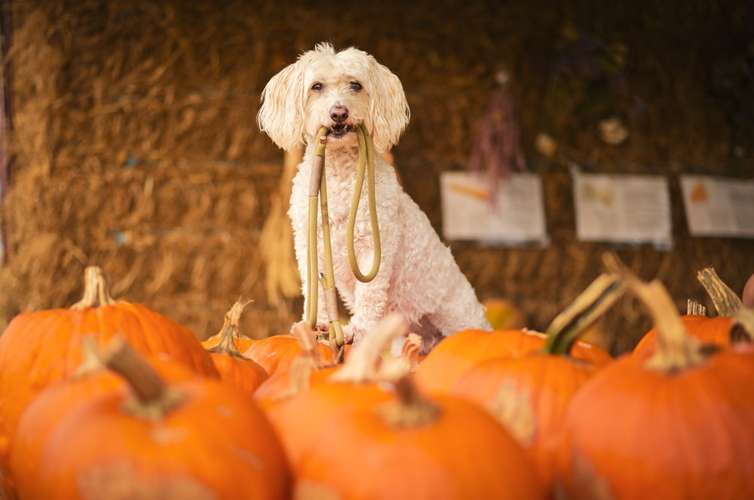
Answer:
[1,0,753,352]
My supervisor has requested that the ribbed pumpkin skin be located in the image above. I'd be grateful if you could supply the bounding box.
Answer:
[294,393,544,500]
[253,366,337,405]
[0,303,217,459]
[262,381,391,468]
[633,316,733,354]
[22,377,290,500]
[556,350,754,500]
[209,352,268,394]
[453,355,596,491]
[243,334,334,375]
[416,329,610,394]
[10,357,196,499]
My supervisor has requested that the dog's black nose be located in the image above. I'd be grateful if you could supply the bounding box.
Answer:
[329,105,349,123]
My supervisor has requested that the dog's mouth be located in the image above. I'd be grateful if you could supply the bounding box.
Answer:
[328,123,355,139]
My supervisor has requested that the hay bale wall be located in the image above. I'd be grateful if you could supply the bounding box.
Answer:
[2,0,753,351]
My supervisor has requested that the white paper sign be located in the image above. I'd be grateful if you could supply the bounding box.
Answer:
[680,175,754,238]
[572,170,672,247]
[440,172,547,245]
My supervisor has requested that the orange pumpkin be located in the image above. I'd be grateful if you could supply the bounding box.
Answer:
[263,315,411,468]
[295,376,544,500]
[633,268,742,354]
[633,315,733,354]
[416,327,611,395]
[254,322,336,404]
[207,300,268,394]
[0,266,217,462]
[20,339,290,500]
[10,340,196,499]
[244,332,334,375]
[556,257,754,500]
[453,274,622,491]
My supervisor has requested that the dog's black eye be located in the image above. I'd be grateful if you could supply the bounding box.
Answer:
[311,82,323,91]
[349,81,362,92]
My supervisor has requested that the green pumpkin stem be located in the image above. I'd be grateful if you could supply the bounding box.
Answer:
[208,298,253,359]
[542,274,625,356]
[697,268,742,317]
[101,338,183,419]
[603,253,703,371]
[71,266,116,309]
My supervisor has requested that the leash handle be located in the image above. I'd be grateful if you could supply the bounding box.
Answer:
[347,125,382,282]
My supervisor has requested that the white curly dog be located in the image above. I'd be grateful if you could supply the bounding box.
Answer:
[258,43,490,348]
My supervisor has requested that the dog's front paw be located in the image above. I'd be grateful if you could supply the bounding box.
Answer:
[342,323,366,344]
[314,323,329,335]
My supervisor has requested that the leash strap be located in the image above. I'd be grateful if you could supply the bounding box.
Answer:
[305,125,382,347]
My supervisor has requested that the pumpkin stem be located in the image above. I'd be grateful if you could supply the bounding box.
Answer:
[71,266,116,309]
[329,314,409,383]
[542,274,625,356]
[73,336,105,378]
[400,333,423,369]
[697,268,742,317]
[208,298,254,359]
[267,323,334,400]
[378,375,440,428]
[732,307,754,342]
[290,321,325,368]
[603,253,703,371]
[100,338,183,419]
[686,299,707,316]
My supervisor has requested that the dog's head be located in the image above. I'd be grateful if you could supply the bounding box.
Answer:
[258,43,410,153]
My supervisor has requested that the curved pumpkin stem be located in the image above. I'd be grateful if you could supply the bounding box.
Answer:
[697,268,742,317]
[400,333,423,370]
[378,375,440,428]
[71,266,116,309]
[209,299,253,359]
[100,337,183,419]
[733,307,754,342]
[542,273,625,356]
[603,254,703,371]
[686,299,707,316]
[329,314,409,383]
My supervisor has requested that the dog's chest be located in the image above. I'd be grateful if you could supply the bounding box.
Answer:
[321,171,357,225]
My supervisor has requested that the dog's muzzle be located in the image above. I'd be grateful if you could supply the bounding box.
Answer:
[328,104,353,138]
[328,122,354,138]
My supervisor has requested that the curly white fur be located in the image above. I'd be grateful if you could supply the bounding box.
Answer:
[259,43,490,347]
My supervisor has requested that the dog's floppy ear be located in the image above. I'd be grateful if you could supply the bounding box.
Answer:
[366,56,410,152]
[257,57,307,151]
